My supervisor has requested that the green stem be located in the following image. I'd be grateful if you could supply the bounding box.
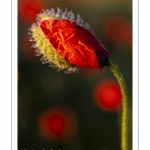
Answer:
[107,59,128,150]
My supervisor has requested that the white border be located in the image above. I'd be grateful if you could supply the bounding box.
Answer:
[0,0,12,149]
[133,0,139,149]
[11,0,139,150]
[12,0,17,149]
[139,0,150,150]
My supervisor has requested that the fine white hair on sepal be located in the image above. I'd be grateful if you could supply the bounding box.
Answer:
[64,68,79,74]
[85,22,90,30]
[61,8,68,19]
[66,10,75,21]
[28,19,79,74]
[50,8,55,16]
[76,14,81,25]
[55,7,62,17]
[35,7,90,30]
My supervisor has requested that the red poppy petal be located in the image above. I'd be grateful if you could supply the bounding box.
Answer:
[40,19,109,68]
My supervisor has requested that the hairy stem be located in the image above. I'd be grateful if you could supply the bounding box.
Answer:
[107,59,128,150]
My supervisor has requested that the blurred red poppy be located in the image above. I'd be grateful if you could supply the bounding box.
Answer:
[38,106,78,142]
[104,16,132,48]
[93,80,122,112]
[18,0,47,24]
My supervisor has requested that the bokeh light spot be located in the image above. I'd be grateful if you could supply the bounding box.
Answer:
[48,114,65,138]
[94,80,122,112]
[38,107,78,142]
[18,0,47,24]
[104,16,132,48]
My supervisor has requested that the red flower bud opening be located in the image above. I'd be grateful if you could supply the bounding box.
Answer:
[29,8,109,73]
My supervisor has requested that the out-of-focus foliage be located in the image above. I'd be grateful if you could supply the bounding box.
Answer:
[18,0,132,150]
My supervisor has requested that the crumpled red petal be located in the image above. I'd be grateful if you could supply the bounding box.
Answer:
[40,19,109,68]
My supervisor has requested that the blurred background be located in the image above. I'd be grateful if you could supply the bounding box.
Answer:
[18,0,132,150]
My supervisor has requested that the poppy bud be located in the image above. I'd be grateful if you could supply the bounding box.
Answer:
[29,8,109,73]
